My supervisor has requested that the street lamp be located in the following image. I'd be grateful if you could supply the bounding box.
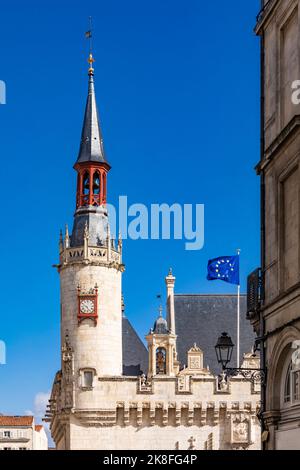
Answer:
[215,332,266,385]
[215,332,234,369]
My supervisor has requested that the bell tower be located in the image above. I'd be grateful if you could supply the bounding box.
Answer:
[58,53,124,386]
[146,270,180,377]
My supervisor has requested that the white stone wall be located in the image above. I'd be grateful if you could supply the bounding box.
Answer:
[51,373,261,450]
[0,427,33,450]
[69,420,222,450]
[60,263,122,380]
[66,405,260,451]
[33,428,48,450]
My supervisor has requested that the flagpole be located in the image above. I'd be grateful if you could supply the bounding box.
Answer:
[237,249,241,368]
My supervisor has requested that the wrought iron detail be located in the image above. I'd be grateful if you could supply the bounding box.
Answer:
[225,367,266,385]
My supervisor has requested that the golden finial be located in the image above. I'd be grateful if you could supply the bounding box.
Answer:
[88,53,95,75]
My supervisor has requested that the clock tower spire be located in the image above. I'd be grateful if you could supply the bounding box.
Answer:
[71,53,111,248]
[58,52,124,383]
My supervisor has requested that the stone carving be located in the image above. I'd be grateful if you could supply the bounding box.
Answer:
[177,375,191,393]
[188,436,196,450]
[61,333,74,408]
[156,348,166,374]
[231,414,250,445]
[138,374,152,393]
[190,357,201,369]
[219,371,229,392]
[186,343,204,372]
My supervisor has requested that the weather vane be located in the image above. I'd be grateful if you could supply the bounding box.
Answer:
[156,294,163,317]
[85,16,95,74]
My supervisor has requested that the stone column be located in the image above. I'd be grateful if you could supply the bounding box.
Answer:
[165,269,176,334]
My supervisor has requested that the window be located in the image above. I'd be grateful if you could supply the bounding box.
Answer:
[79,368,96,389]
[284,360,300,405]
[4,431,11,438]
[19,447,27,451]
[284,363,291,403]
[293,368,300,402]
[83,172,90,195]
[83,370,93,387]
[156,348,166,375]
[93,172,100,195]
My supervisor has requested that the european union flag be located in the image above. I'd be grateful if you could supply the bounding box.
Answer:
[207,256,240,285]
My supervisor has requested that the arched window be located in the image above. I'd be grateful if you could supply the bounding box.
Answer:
[293,365,300,403]
[283,358,300,406]
[284,362,292,404]
[93,171,100,195]
[156,347,166,375]
[83,172,90,195]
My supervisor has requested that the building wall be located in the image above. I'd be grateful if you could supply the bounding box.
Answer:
[60,262,122,377]
[255,0,300,450]
[0,427,33,450]
[50,375,261,450]
[33,428,48,450]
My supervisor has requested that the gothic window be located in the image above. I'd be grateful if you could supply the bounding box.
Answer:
[93,171,100,195]
[156,347,166,375]
[83,172,90,195]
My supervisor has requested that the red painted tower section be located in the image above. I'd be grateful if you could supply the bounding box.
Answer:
[74,161,110,208]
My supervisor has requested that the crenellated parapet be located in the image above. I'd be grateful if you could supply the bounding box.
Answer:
[57,224,124,272]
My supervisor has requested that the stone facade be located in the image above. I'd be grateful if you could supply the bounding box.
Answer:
[48,337,261,450]
[48,242,261,450]
[59,244,123,378]
[249,0,300,450]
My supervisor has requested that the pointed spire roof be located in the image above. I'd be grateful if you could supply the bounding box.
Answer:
[76,54,109,166]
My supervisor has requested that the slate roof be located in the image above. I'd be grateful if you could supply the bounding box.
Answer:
[122,316,148,376]
[76,73,108,165]
[174,294,254,375]
[122,294,255,377]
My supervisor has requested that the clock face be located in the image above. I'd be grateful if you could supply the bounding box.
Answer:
[80,299,95,314]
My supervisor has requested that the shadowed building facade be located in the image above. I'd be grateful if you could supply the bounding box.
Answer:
[248,0,300,450]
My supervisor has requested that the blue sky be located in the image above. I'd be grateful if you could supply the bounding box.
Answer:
[0,0,260,419]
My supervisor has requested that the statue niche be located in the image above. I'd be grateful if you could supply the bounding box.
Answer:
[156,347,166,375]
